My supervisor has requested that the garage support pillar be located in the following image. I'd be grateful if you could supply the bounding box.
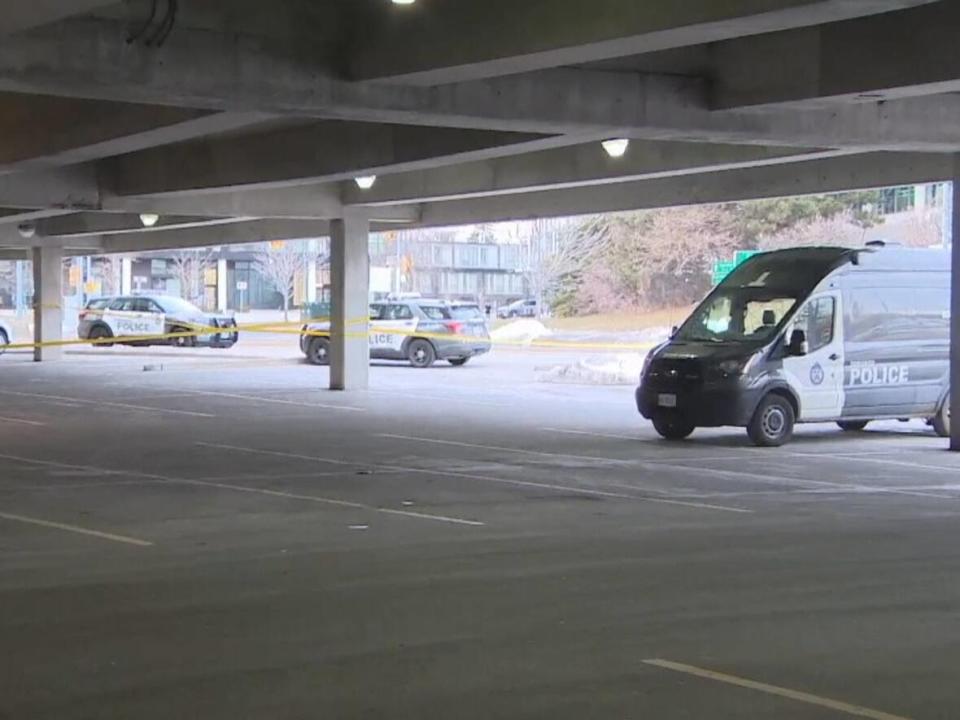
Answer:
[329,212,370,391]
[951,159,960,449]
[32,244,63,362]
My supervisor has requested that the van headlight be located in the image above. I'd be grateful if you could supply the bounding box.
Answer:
[718,353,760,377]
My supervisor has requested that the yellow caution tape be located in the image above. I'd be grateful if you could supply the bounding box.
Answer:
[4,316,656,353]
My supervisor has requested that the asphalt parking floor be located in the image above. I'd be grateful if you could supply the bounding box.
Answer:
[2,348,959,719]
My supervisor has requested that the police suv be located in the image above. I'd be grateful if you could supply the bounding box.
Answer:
[78,295,238,348]
[637,243,950,446]
[301,299,491,368]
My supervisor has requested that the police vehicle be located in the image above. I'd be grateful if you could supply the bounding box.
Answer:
[300,299,491,368]
[0,318,12,356]
[637,243,950,446]
[78,295,238,348]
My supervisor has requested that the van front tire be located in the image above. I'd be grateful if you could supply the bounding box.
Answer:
[652,413,695,441]
[837,420,869,432]
[748,394,795,447]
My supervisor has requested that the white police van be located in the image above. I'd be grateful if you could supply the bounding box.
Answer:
[637,243,950,446]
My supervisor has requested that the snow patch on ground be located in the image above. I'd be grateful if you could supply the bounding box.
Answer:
[491,319,554,344]
[536,353,646,386]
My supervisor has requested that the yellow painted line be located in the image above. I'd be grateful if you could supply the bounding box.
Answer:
[0,511,154,547]
[643,659,912,720]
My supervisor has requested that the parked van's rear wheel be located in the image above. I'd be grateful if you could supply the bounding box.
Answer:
[837,420,869,432]
[652,412,695,441]
[0,329,8,355]
[748,394,795,447]
[933,394,950,438]
[306,337,330,366]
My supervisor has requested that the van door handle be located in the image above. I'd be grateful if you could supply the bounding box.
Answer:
[829,353,840,361]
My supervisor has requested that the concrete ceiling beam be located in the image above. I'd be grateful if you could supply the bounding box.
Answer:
[0,92,272,173]
[3,20,958,152]
[413,151,952,226]
[713,2,960,109]
[341,141,851,206]
[0,167,99,209]
[100,185,344,219]
[101,122,560,196]
[1,0,115,35]
[29,213,245,239]
[99,219,333,253]
[348,0,938,85]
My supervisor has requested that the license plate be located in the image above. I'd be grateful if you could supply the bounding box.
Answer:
[658,393,677,408]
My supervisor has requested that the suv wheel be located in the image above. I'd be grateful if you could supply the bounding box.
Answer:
[408,339,436,368]
[89,324,114,348]
[748,394,795,447]
[448,357,470,367]
[307,337,330,366]
[652,412,695,441]
[933,394,950,438]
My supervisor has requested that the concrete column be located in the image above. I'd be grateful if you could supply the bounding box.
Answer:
[217,258,229,311]
[120,257,133,295]
[329,212,370,391]
[32,245,63,362]
[951,166,960,450]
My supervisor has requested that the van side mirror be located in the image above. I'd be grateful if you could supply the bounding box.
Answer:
[787,329,808,356]
[670,325,678,338]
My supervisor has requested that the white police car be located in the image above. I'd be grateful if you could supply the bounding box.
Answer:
[78,295,238,348]
[301,299,491,368]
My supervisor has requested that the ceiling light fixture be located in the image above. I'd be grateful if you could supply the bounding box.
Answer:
[391,0,416,5]
[17,223,36,239]
[139,212,160,227]
[601,138,630,158]
[355,175,377,190]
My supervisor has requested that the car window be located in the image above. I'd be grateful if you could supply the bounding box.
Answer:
[450,305,484,320]
[792,296,836,352]
[385,304,415,320]
[156,297,202,315]
[87,298,110,310]
[420,305,451,321]
[109,298,137,312]
[369,304,384,320]
[132,298,158,313]
[525,300,536,306]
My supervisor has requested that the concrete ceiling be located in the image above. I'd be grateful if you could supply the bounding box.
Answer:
[0,0,956,253]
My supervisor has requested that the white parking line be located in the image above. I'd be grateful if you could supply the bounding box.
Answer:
[380,433,953,500]
[643,659,911,720]
[0,511,154,547]
[0,390,215,418]
[376,433,631,465]
[0,452,483,528]
[175,388,366,412]
[198,442,751,514]
[0,415,45,427]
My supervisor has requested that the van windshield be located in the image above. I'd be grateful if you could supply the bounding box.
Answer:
[676,288,799,344]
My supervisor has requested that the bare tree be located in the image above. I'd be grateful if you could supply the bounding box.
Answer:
[170,248,215,306]
[514,218,581,316]
[253,240,318,321]
[761,211,869,250]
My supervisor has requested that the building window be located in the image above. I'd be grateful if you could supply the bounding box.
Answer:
[879,187,916,215]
